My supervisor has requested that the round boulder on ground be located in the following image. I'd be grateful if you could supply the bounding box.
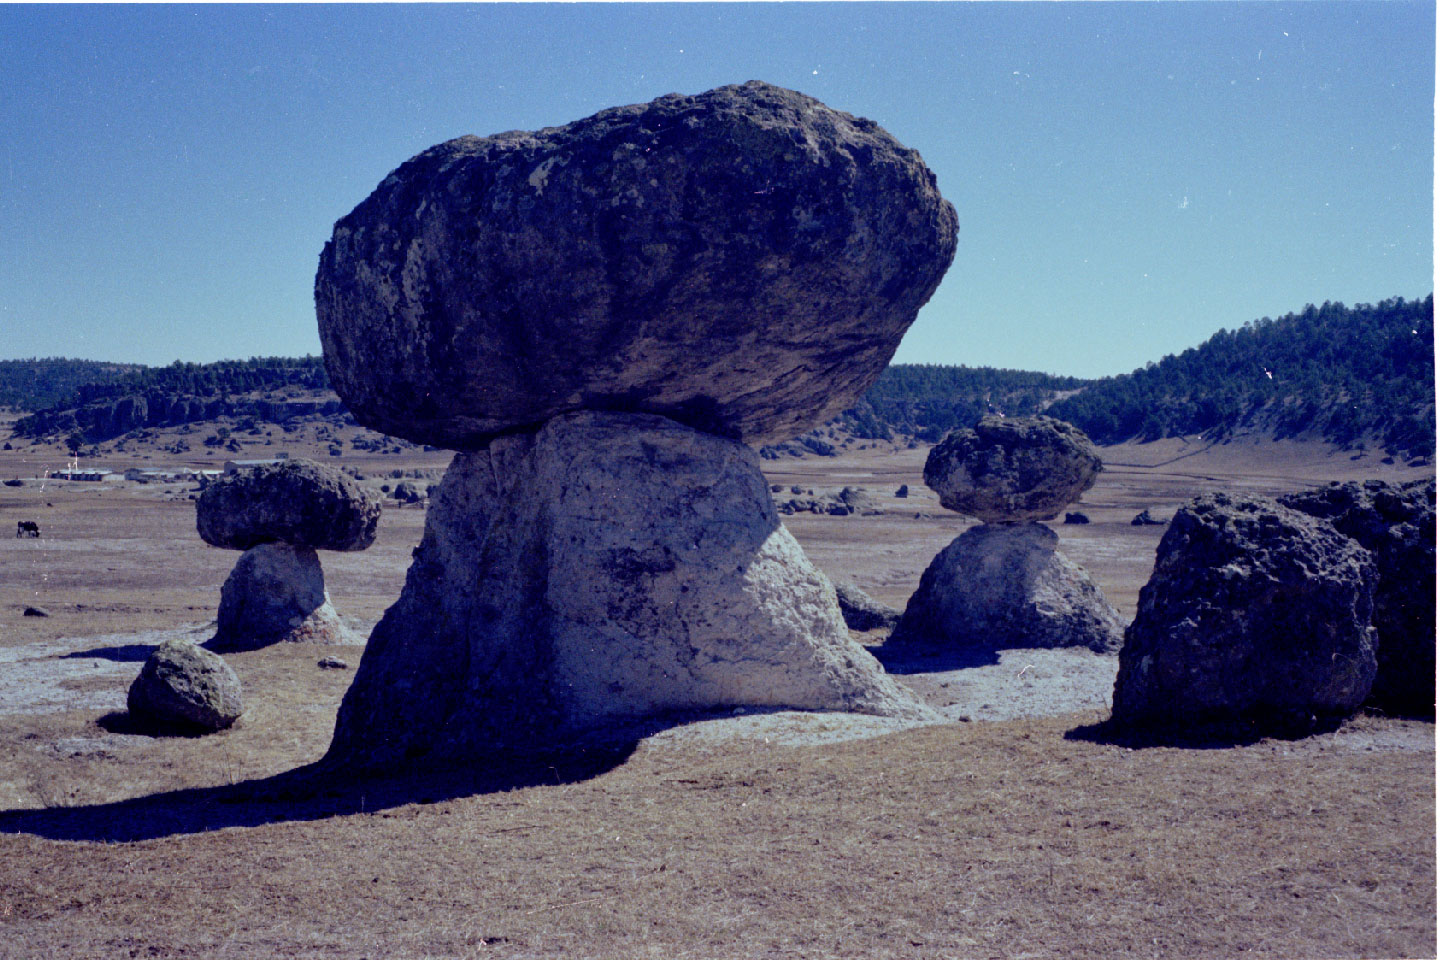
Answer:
[196,459,381,552]
[128,639,243,733]
[924,416,1102,523]
[1279,478,1436,717]
[316,80,957,448]
[1112,493,1379,736]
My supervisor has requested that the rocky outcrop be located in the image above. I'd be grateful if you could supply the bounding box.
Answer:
[326,412,933,772]
[832,581,903,633]
[197,459,380,551]
[890,523,1123,654]
[316,81,957,448]
[128,640,244,733]
[1112,494,1378,736]
[1279,478,1436,716]
[923,416,1103,523]
[212,543,356,651]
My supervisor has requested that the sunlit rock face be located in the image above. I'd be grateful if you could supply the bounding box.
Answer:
[316,80,957,448]
[325,412,935,772]
[1112,494,1378,737]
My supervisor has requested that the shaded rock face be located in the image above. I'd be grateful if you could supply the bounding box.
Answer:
[128,640,243,733]
[1279,478,1436,716]
[890,523,1123,654]
[212,543,356,651]
[197,460,381,552]
[1112,494,1378,735]
[832,581,903,633]
[326,412,933,772]
[924,416,1102,523]
[316,81,958,448]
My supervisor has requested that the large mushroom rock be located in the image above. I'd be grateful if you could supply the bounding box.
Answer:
[1279,478,1436,716]
[197,459,381,551]
[325,411,934,772]
[924,416,1102,523]
[128,639,243,733]
[315,81,957,448]
[888,523,1124,655]
[1112,494,1379,736]
[212,543,356,651]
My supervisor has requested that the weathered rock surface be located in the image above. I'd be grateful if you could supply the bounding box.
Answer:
[128,639,243,733]
[889,523,1124,654]
[924,416,1102,523]
[196,459,380,551]
[832,581,903,633]
[1112,494,1378,735]
[1279,478,1436,716]
[211,543,357,651]
[316,81,957,448]
[1131,509,1166,527]
[326,411,933,772]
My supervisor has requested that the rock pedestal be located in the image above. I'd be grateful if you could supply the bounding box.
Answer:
[325,412,932,771]
[213,543,355,651]
[1112,494,1378,735]
[890,524,1123,653]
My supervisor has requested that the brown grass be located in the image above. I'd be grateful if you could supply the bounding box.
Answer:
[0,435,1434,958]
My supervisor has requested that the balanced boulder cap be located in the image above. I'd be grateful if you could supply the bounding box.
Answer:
[316,81,958,448]
[1112,494,1378,735]
[924,415,1102,523]
[197,459,381,552]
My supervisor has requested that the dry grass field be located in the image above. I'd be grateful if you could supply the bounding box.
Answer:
[0,431,1433,959]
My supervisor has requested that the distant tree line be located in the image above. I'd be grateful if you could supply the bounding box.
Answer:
[1045,296,1434,458]
[838,364,1088,442]
[0,358,142,411]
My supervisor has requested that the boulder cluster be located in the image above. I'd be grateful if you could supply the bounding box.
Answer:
[891,415,1123,654]
[1111,478,1435,736]
[316,82,957,771]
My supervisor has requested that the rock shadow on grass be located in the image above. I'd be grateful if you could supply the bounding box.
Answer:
[59,644,157,663]
[0,742,636,844]
[1065,712,1350,750]
[870,642,1001,675]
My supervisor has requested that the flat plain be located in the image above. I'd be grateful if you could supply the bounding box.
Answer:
[0,432,1433,959]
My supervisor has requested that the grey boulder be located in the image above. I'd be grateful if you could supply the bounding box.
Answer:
[1279,478,1436,716]
[212,543,357,651]
[197,459,381,551]
[316,81,957,448]
[1112,494,1378,736]
[128,640,243,733]
[832,580,903,633]
[924,416,1102,523]
[889,523,1124,654]
[325,411,933,773]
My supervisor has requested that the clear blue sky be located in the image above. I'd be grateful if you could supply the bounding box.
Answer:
[1,2,1432,379]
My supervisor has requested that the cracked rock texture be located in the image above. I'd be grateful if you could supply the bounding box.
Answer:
[889,523,1124,654]
[924,416,1102,523]
[1112,494,1378,736]
[326,411,933,772]
[197,459,381,552]
[128,640,243,733]
[212,543,356,651]
[1279,478,1436,716]
[315,80,957,448]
